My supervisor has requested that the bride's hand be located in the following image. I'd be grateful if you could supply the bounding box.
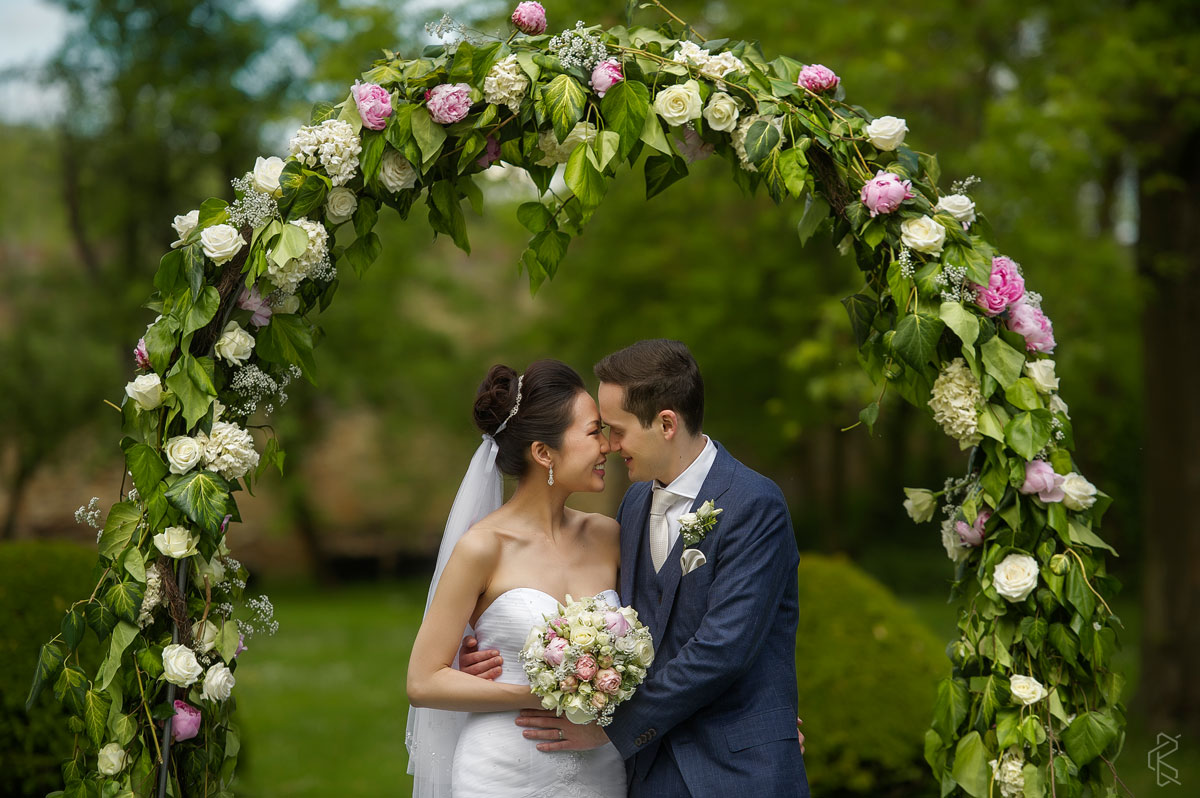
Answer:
[458,635,504,680]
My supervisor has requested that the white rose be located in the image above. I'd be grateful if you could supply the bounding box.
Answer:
[171,210,199,247]
[214,321,254,366]
[192,619,220,655]
[903,488,937,523]
[201,662,236,701]
[200,224,246,265]
[571,626,597,647]
[274,294,301,315]
[678,512,698,528]
[1060,473,1098,511]
[194,554,227,587]
[617,606,639,627]
[654,81,703,127]
[1024,360,1059,394]
[900,215,946,255]
[251,155,285,196]
[935,193,977,226]
[97,742,128,776]
[563,694,593,725]
[702,91,740,132]
[164,435,204,474]
[1049,393,1070,418]
[633,637,655,667]
[153,526,199,559]
[379,148,417,193]
[125,374,164,411]
[534,671,557,691]
[614,633,638,654]
[324,186,358,224]
[865,115,908,151]
[162,643,203,687]
[992,553,1039,602]
[1010,674,1049,705]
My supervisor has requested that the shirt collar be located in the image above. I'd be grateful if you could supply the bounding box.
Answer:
[655,435,716,502]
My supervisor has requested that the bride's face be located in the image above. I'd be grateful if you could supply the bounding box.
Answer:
[548,391,610,493]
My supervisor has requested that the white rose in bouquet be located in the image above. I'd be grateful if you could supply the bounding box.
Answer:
[214,321,255,366]
[192,620,220,655]
[325,186,358,224]
[866,115,908,151]
[251,155,285,196]
[1024,360,1059,394]
[633,637,655,667]
[163,643,203,687]
[992,553,1039,602]
[125,374,165,411]
[379,149,418,193]
[164,435,204,474]
[903,488,938,523]
[900,215,947,255]
[1049,394,1070,419]
[654,81,703,127]
[201,662,236,701]
[936,194,977,226]
[97,742,128,776]
[1009,674,1048,705]
[154,526,199,559]
[1060,473,1098,511]
[702,92,740,132]
[201,224,246,265]
[171,210,199,247]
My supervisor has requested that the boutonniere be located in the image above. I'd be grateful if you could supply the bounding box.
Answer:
[678,500,723,547]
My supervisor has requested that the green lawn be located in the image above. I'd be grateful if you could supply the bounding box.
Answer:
[230,578,1192,797]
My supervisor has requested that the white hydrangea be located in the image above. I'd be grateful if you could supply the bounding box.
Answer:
[730,114,784,173]
[928,358,983,446]
[288,119,362,186]
[197,421,260,481]
[483,54,529,113]
[535,122,598,166]
[672,41,746,80]
[989,750,1026,798]
[267,218,329,294]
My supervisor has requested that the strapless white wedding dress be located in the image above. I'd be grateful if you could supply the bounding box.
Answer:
[450,588,626,798]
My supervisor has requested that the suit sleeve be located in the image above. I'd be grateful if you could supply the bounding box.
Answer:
[603,486,798,759]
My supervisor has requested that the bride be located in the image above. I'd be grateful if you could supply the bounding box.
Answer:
[405,360,627,798]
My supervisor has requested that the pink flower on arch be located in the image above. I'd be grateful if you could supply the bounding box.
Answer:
[860,171,914,217]
[1008,300,1056,353]
[955,509,991,547]
[589,59,624,98]
[172,701,202,742]
[511,2,547,35]
[134,338,151,371]
[351,81,393,131]
[798,64,839,93]
[1020,459,1065,503]
[972,256,1025,317]
[425,83,472,125]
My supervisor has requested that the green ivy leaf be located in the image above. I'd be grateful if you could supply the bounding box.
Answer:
[104,581,145,625]
[564,144,607,209]
[359,129,386,183]
[270,221,310,269]
[165,354,217,429]
[54,664,89,717]
[257,314,318,384]
[841,294,877,349]
[1067,519,1117,555]
[643,154,688,200]
[1049,622,1079,662]
[98,501,141,560]
[743,119,781,166]
[143,314,180,376]
[778,146,809,199]
[517,202,554,233]
[165,469,230,535]
[97,621,139,691]
[858,402,880,436]
[352,197,379,239]
[542,74,588,143]
[136,646,165,680]
[1004,377,1042,412]
[996,709,1021,749]
[411,106,447,164]
[25,641,65,712]
[1064,563,1097,621]
[1022,763,1045,798]
[759,149,788,204]
[933,677,969,745]
[1004,410,1053,461]
[1061,711,1119,766]
[290,172,329,218]
[122,441,168,496]
[197,197,229,229]
[428,181,471,253]
[981,336,1025,389]
[530,230,570,280]
[83,689,113,747]
[797,196,830,244]
[217,619,242,664]
[892,312,945,369]
[85,599,117,640]
[181,286,220,337]
[639,101,673,156]
[343,231,382,279]
[950,731,990,798]
[61,607,86,653]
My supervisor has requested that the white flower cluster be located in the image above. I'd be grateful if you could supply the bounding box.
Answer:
[198,422,260,481]
[238,594,280,637]
[483,54,529,113]
[934,264,971,304]
[137,566,163,629]
[229,363,301,417]
[548,21,608,72]
[288,120,362,186]
[897,246,915,279]
[75,497,102,529]
[950,175,982,195]
[672,40,746,80]
[268,218,330,294]
[425,13,466,43]
[929,358,983,446]
[989,749,1026,798]
[228,175,280,230]
[731,114,782,172]
[1023,290,1043,310]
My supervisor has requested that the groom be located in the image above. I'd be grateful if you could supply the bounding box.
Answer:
[467,339,809,796]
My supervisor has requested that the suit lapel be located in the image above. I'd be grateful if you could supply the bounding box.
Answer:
[619,484,652,606]
[653,442,736,634]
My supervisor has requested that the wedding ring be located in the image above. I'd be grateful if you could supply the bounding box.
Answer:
[557,729,565,741]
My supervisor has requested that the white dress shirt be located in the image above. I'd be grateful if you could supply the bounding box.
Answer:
[652,435,718,553]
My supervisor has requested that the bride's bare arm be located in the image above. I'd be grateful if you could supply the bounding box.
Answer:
[406,529,541,711]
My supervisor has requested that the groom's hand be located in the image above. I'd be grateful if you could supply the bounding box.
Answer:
[516,709,608,752]
[457,636,503,680]
[797,716,806,754]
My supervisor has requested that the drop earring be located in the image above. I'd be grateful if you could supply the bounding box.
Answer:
[547,465,555,486]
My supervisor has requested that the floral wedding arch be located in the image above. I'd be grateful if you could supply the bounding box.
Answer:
[28,3,1125,796]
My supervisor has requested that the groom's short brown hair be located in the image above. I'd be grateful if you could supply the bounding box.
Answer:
[594,339,704,434]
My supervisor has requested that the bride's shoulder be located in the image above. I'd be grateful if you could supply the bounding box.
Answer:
[452,522,504,564]
[573,510,619,540]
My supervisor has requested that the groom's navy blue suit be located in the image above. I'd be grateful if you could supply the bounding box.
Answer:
[604,442,810,797]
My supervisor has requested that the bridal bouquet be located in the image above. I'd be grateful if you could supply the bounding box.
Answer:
[519,595,655,726]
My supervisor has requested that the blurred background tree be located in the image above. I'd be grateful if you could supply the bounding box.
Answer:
[1,0,1196,794]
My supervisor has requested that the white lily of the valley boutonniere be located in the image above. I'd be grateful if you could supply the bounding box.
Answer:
[678,500,723,547]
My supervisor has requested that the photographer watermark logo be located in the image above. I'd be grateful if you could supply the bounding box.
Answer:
[1148,733,1181,787]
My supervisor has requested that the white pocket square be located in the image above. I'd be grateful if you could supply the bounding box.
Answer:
[680,549,707,575]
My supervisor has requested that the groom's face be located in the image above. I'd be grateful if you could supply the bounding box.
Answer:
[598,382,667,483]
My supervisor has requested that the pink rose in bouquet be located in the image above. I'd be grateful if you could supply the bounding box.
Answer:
[595,668,622,694]
[589,59,624,97]
[575,654,598,681]
[559,675,579,692]
[1020,459,1065,503]
[511,2,547,35]
[426,83,472,125]
[604,609,631,637]
[798,63,839,93]
[860,171,914,217]
[172,701,202,742]
[972,256,1025,317]
[351,81,393,131]
[955,509,991,547]
[1008,300,1056,353]
[543,636,568,665]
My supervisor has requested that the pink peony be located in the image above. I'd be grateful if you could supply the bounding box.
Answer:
[134,338,151,371]
[237,286,273,328]
[798,63,840,93]
[574,654,598,681]
[172,700,202,742]
[1020,459,1065,503]
[234,633,247,658]
[559,674,579,692]
[351,81,393,131]
[511,2,547,35]
[1007,300,1057,353]
[543,636,569,666]
[425,83,472,125]
[589,59,624,98]
[603,610,631,637]
[860,170,914,217]
[595,668,622,694]
[476,135,501,169]
[955,509,990,547]
[972,256,1025,317]
[678,127,714,163]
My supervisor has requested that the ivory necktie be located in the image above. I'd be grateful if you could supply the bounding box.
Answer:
[649,485,677,573]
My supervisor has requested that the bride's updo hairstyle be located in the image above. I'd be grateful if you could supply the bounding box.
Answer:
[473,359,586,477]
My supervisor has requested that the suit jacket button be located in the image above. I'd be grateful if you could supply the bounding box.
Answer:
[647,728,657,739]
